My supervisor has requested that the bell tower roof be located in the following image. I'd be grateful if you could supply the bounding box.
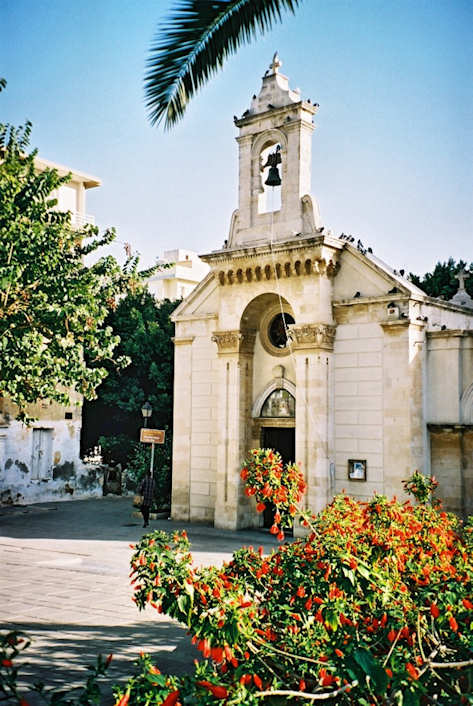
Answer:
[234,53,317,127]
[229,56,321,249]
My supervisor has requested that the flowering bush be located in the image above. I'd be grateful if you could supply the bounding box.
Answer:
[402,470,439,505]
[120,457,473,705]
[240,448,307,540]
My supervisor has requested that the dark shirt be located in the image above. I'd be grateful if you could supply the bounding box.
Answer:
[140,475,155,506]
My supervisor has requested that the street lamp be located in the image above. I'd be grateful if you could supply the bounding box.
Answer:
[141,400,152,428]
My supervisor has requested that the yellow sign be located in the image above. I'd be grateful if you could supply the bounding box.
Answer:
[140,428,165,444]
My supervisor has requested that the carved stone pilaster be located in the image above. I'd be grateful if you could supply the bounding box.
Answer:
[288,323,336,350]
[239,330,257,354]
[211,330,256,355]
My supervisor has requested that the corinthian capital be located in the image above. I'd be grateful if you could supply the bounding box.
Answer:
[211,330,256,355]
[288,323,336,350]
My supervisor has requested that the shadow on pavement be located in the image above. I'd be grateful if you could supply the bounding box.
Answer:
[7,619,197,705]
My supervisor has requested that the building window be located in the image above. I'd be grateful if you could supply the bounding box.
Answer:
[259,305,295,358]
[268,313,294,349]
[261,389,295,418]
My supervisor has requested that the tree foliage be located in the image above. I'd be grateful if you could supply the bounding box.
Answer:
[410,258,473,300]
[81,291,180,452]
[145,0,302,128]
[0,117,157,421]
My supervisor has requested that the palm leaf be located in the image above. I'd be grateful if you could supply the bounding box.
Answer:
[145,0,302,129]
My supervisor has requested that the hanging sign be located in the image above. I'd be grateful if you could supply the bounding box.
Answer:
[140,429,165,444]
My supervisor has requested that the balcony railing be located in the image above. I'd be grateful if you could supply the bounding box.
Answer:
[71,212,95,228]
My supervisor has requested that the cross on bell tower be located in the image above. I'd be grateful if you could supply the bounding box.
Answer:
[228,55,321,248]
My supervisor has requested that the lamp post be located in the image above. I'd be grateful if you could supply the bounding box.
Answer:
[141,400,154,477]
[141,400,152,428]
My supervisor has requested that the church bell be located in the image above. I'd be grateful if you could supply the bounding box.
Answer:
[265,166,281,187]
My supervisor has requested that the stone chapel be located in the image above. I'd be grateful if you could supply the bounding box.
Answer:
[171,56,473,530]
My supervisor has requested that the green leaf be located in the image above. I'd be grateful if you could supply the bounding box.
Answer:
[353,648,388,694]
[145,0,302,128]
[403,689,421,706]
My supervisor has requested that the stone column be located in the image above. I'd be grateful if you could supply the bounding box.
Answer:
[290,323,336,522]
[171,336,194,520]
[212,330,256,530]
[236,135,253,230]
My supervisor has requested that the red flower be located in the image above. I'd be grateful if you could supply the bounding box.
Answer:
[1,659,13,668]
[406,662,419,680]
[269,524,279,535]
[106,654,113,666]
[430,603,440,618]
[115,694,130,706]
[299,679,306,691]
[277,530,285,541]
[256,502,266,513]
[462,598,473,610]
[296,586,306,598]
[253,673,263,689]
[449,615,458,632]
[149,665,161,675]
[385,668,393,678]
[197,681,228,699]
[240,468,248,481]
[319,668,335,686]
[335,648,344,658]
[161,691,181,706]
[387,629,396,642]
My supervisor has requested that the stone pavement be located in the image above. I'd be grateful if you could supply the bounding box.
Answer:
[0,496,280,704]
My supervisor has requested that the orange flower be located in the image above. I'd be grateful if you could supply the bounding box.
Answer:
[462,598,473,610]
[449,615,458,632]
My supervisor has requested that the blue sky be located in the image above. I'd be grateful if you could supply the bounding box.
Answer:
[2,0,472,274]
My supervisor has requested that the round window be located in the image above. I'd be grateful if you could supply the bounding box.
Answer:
[268,313,295,349]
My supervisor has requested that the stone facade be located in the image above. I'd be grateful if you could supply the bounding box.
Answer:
[171,56,473,529]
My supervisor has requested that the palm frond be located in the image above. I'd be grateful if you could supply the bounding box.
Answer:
[145,0,302,129]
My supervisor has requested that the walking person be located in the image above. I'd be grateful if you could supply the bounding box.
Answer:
[139,470,155,528]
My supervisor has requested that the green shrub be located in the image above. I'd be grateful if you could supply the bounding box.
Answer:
[126,432,172,511]
[98,434,134,466]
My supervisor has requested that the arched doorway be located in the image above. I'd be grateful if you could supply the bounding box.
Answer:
[254,386,296,527]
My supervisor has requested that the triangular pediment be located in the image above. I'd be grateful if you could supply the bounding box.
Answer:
[333,246,424,301]
[171,271,218,322]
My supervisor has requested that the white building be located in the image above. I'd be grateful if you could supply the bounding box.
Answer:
[146,249,209,301]
[0,159,104,505]
[170,56,473,531]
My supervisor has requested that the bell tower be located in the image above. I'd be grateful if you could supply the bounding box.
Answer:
[228,54,320,248]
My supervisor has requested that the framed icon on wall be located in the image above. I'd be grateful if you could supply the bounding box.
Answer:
[348,459,367,482]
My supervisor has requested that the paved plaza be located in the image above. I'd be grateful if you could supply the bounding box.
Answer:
[0,496,279,704]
